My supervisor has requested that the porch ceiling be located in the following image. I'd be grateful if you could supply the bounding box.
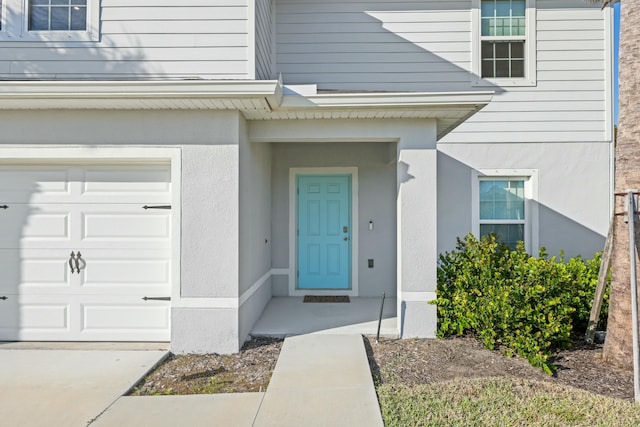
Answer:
[0,80,493,140]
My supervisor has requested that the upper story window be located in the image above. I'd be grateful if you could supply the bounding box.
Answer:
[29,0,87,31]
[481,0,525,78]
[0,0,98,41]
[472,0,536,86]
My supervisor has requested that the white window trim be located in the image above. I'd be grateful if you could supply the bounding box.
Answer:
[471,169,539,253]
[471,0,537,87]
[0,0,99,42]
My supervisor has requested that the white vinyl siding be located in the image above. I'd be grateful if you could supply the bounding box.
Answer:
[442,0,608,144]
[275,0,473,92]
[255,0,273,80]
[0,0,251,79]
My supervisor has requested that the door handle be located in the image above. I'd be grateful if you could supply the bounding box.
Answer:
[69,252,77,274]
[344,237,349,241]
[75,252,82,273]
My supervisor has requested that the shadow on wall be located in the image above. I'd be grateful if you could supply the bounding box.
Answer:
[275,0,503,93]
[0,177,33,343]
[436,151,607,259]
[3,5,160,79]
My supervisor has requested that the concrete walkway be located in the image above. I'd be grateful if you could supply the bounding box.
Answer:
[94,334,384,427]
[253,334,384,427]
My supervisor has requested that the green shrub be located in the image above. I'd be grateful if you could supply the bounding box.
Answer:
[432,233,607,374]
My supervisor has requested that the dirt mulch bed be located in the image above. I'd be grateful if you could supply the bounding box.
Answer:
[366,335,634,401]
[129,337,283,395]
[130,334,633,402]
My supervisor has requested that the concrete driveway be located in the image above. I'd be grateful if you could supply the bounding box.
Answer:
[0,344,167,427]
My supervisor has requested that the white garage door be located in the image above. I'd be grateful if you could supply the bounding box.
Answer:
[0,163,172,341]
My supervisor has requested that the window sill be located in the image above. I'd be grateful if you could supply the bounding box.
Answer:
[0,30,99,42]
[472,77,537,87]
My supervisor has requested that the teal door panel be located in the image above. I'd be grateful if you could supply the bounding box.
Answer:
[297,175,351,290]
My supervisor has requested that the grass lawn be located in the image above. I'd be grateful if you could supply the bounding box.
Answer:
[377,377,640,426]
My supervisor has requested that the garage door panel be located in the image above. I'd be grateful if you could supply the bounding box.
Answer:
[0,297,20,340]
[82,254,170,290]
[81,207,171,248]
[0,295,170,341]
[0,250,71,293]
[83,302,169,330]
[0,205,73,249]
[81,166,171,204]
[0,297,70,340]
[0,167,72,203]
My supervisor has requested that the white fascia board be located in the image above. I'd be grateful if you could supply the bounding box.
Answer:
[0,80,283,109]
[279,91,494,110]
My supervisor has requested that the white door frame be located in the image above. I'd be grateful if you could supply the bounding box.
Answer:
[289,167,359,297]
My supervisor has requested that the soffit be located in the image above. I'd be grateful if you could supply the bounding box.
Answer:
[0,80,493,140]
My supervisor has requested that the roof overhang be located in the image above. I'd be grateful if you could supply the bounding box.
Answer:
[0,80,493,139]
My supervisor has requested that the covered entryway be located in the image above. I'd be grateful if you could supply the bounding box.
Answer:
[0,162,172,341]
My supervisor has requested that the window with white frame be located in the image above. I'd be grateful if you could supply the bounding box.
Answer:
[0,0,98,41]
[29,0,87,31]
[479,179,525,248]
[472,170,538,252]
[472,0,536,86]
[481,0,525,78]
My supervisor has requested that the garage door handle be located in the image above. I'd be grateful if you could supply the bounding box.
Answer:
[75,252,82,273]
[0,205,7,209]
[0,296,7,300]
[69,252,76,273]
[69,252,81,274]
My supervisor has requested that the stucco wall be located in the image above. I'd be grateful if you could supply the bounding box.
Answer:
[0,108,247,353]
[270,142,397,297]
[437,141,611,259]
[238,115,273,342]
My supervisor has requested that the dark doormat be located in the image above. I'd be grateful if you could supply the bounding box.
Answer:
[303,295,350,303]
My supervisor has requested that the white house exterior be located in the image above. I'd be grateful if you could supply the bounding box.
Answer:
[0,0,613,353]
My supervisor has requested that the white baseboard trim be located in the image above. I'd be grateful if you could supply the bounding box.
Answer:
[401,291,437,302]
[173,269,277,309]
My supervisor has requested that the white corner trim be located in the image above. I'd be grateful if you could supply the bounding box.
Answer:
[289,167,359,297]
[247,0,257,80]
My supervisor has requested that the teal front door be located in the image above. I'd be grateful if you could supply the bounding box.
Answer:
[297,174,351,290]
